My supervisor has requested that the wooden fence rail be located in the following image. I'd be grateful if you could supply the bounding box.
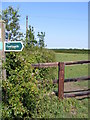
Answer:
[32,60,90,100]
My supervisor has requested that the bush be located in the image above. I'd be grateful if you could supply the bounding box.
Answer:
[2,46,56,119]
[2,59,39,119]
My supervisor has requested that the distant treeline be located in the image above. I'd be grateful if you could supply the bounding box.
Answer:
[49,49,90,54]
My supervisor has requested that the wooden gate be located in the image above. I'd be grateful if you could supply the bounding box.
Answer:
[32,60,90,99]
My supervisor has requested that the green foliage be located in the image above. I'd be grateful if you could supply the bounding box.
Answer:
[2,46,56,119]
[37,32,45,48]
[25,25,37,47]
[25,27,46,48]
[32,96,88,118]
[2,50,40,119]
[2,6,23,41]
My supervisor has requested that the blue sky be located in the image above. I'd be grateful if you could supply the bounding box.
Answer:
[2,2,88,49]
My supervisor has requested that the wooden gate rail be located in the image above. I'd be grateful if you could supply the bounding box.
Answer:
[32,62,58,68]
[32,60,90,100]
[64,91,90,98]
[53,76,90,83]
[32,60,90,68]
[65,60,90,65]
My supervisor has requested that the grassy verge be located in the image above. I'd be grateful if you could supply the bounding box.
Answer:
[33,95,89,118]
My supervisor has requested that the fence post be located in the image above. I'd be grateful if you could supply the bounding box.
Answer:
[58,62,65,99]
[0,20,6,80]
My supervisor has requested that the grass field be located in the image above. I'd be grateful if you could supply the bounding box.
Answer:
[55,53,88,62]
[55,53,89,88]
[54,52,89,86]
[51,52,89,118]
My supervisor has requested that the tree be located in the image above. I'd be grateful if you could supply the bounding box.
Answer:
[25,25,37,47]
[2,6,23,41]
[37,32,45,48]
[2,6,24,78]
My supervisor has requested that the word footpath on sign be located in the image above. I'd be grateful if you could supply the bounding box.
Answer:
[4,41,24,52]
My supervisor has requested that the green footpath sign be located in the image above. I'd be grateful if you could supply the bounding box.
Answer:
[4,41,24,52]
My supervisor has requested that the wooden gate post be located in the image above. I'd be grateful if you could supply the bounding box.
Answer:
[58,62,65,99]
[0,20,6,80]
